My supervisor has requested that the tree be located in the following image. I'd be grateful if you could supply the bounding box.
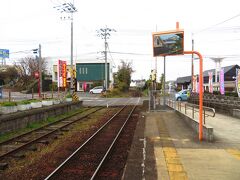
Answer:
[115,61,134,92]
[14,56,47,90]
[0,66,19,86]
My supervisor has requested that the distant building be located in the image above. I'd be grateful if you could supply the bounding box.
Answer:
[203,64,239,92]
[76,63,110,91]
[175,64,240,92]
[176,76,191,90]
[130,80,145,88]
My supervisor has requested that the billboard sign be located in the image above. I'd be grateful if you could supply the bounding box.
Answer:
[219,68,225,95]
[57,60,67,88]
[152,30,184,57]
[192,75,197,93]
[236,68,240,97]
[0,49,9,58]
[208,72,213,93]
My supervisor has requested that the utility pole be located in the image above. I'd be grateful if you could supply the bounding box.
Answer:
[97,27,116,90]
[54,2,77,91]
[191,34,194,90]
[39,44,42,98]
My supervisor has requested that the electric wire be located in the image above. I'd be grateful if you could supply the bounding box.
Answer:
[194,12,240,34]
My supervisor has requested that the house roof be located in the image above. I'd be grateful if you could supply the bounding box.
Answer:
[176,64,240,83]
[203,64,239,77]
[176,76,191,83]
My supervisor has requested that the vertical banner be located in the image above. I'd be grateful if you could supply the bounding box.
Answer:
[208,72,213,93]
[192,75,197,93]
[62,61,67,88]
[219,68,225,95]
[57,60,67,88]
[236,68,240,97]
[57,60,63,88]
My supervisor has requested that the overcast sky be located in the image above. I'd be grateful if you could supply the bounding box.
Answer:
[0,0,240,81]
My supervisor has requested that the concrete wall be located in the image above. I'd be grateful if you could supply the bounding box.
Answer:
[0,101,82,135]
[233,109,240,119]
[175,110,214,142]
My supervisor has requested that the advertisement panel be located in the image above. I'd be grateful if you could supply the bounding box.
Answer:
[236,68,240,97]
[219,68,225,95]
[192,75,197,93]
[208,72,213,93]
[152,30,184,57]
[57,60,67,88]
[0,49,9,58]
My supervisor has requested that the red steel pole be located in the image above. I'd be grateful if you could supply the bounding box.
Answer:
[38,76,41,98]
[184,51,203,141]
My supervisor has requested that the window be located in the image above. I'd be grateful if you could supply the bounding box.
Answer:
[79,68,81,74]
[86,68,88,74]
[82,68,85,74]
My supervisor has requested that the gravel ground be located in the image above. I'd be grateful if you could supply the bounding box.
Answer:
[0,108,117,179]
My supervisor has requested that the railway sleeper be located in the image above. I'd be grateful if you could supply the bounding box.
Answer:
[44,127,61,131]
[61,120,74,123]
[11,152,25,159]
[0,163,8,170]
[37,140,49,145]
[35,130,52,134]
[16,138,32,143]
[27,145,38,151]
[54,132,64,136]
[60,128,70,132]
[0,145,21,152]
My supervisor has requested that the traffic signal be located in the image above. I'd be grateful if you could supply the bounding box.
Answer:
[33,49,38,54]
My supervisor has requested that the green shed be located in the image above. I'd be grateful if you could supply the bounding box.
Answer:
[76,63,109,81]
[76,63,110,91]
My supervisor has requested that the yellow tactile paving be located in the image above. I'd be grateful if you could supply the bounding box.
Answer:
[161,143,188,180]
[226,149,240,160]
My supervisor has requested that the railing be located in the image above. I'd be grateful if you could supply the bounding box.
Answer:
[167,99,215,124]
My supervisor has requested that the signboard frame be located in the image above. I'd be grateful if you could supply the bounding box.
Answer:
[152,30,184,57]
[0,49,9,58]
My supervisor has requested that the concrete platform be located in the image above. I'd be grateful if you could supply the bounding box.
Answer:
[123,110,240,180]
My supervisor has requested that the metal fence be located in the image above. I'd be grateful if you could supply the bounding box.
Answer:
[167,99,215,125]
[148,90,175,111]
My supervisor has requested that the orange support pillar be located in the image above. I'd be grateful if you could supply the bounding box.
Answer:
[184,51,203,141]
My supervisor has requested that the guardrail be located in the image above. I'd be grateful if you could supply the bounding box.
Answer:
[167,99,215,124]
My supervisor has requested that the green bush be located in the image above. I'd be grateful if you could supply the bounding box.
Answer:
[66,93,72,98]
[49,82,58,91]
[29,99,41,103]
[118,82,129,92]
[1,101,17,106]
[17,100,31,105]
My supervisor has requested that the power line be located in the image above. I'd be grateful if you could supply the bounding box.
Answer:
[107,44,116,67]
[194,12,240,34]
[109,51,151,56]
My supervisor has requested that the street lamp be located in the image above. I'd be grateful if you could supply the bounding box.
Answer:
[54,2,77,90]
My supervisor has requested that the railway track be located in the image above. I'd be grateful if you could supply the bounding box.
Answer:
[45,105,136,180]
[0,107,104,162]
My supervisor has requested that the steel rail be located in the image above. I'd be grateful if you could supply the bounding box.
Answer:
[90,105,136,180]
[0,98,115,147]
[44,104,133,180]
[0,107,104,160]
[0,107,90,147]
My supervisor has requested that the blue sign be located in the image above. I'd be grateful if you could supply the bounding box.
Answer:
[0,49,9,58]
